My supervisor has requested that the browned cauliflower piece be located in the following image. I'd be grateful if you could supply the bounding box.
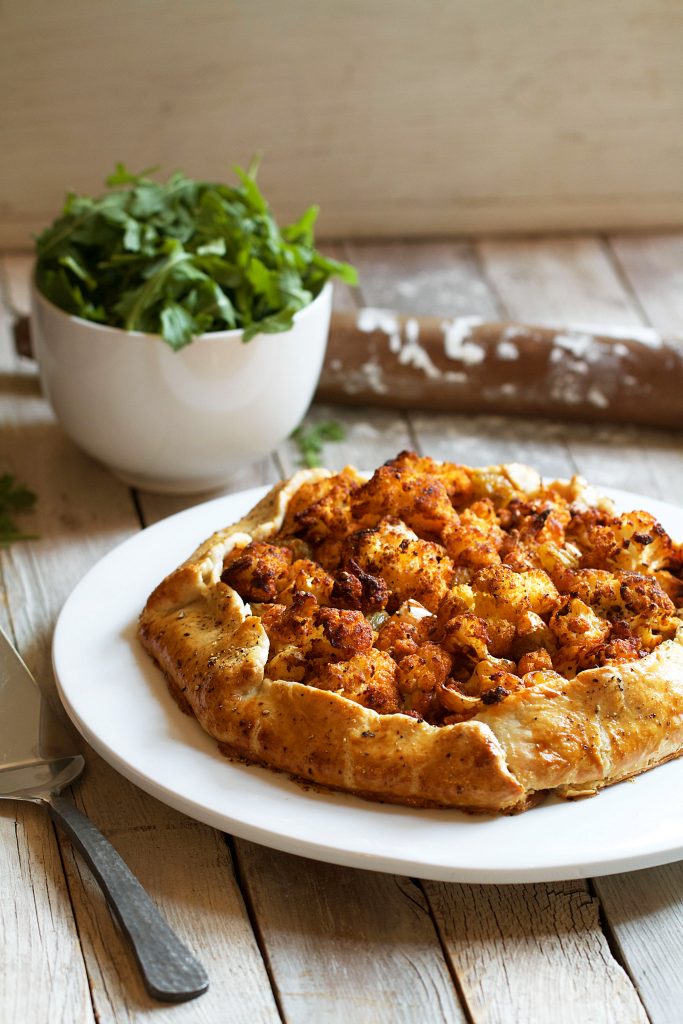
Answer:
[512,610,557,659]
[470,564,560,622]
[277,559,336,606]
[222,541,293,603]
[351,460,458,538]
[259,593,373,663]
[550,596,611,648]
[498,497,583,575]
[284,468,364,544]
[550,596,612,676]
[311,649,401,714]
[442,499,504,569]
[570,509,682,579]
[517,648,554,674]
[383,451,474,505]
[436,610,492,662]
[395,642,452,719]
[330,560,389,613]
[499,497,571,546]
[346,518,454,613]
[264,646,307,682]
[554,568,678,651]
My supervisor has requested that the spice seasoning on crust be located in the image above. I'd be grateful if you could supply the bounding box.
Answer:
[139,452,683,813]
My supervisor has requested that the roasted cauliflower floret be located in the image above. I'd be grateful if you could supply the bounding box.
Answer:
[550,597,611,648]
[383,451,474,506]
[283,468,363,544]
[555,568,678,650]
[264,646,306,682]
[330,560,389,613]
[499,498,571,546]
[375,619,424,660]
[351,462,457,538]
[518,648,554,674]
[471,564,560,621]
[442,499,504,569]
[550,597,612,676]
[277,559,336,606]
[570,509,682,578]
[396,642,452,719]
[498,498,583,576]
[311,649,401,714]
[259,593,373,663]
[222,541,293,602]
[435,610,494,663]
[346,518,454,613]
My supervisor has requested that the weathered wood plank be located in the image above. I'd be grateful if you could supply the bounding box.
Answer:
[0,799,94,1024]
[477,236,644,326]
[423,881,648,1024]
[591,865,683,1024]
[0,255,280,1024]
[4,2,683,243]
[347,240,501,318]
[608,234,683,333]
[281,403,414,477]
[236,842,466,1024]
[409,412,576,479]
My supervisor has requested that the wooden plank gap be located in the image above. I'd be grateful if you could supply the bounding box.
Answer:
[598,236,651,328]
[129,488,147,530]
[225,835,287,1024]
[467,242,508,320]
[585,876,649,1012]
[412,877,476,1024]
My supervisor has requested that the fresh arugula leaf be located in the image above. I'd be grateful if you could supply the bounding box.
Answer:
[0,474,38,548]
[291,420,345,468]
[35,162,357,350]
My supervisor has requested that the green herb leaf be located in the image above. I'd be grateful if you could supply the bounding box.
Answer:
[35,162,359,351]
[0,474,38,547]
[291,420,346,468]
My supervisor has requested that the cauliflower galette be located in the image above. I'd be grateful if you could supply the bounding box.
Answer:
[139,452,683,813]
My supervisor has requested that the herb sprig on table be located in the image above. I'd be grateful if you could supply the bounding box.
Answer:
[291,420,346,467]
[35,161,357,350]
[0,474,38,548]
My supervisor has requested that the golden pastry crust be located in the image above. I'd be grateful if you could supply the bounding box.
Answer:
[139,453,683,813]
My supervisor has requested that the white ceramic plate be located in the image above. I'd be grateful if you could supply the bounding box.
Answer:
[53,483,683,883]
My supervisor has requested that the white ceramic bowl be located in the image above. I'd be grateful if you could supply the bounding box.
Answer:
[30,279,332,493]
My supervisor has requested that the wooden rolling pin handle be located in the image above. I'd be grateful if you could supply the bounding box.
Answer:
[318,311,683,430]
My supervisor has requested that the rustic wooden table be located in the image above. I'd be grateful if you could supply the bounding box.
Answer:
[1,235,682,1024]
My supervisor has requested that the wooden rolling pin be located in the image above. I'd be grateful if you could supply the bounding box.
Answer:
[317,310,683,430]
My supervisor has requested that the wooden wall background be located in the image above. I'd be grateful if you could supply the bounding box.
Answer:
[1,0,683,245]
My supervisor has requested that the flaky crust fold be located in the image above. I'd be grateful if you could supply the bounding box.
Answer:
[138,466,683,813]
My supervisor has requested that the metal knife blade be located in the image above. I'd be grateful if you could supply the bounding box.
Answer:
[0,626,81,794]
[0,626,209,1000]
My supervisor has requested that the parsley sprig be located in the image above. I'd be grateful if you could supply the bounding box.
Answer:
[0,474,38,548]
[291,421,346,467]
[35,161,357,350]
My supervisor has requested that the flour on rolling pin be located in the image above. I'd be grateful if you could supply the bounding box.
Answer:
[317,310,683,430]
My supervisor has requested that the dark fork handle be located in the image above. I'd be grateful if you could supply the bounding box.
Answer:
[48,794,209,1002]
